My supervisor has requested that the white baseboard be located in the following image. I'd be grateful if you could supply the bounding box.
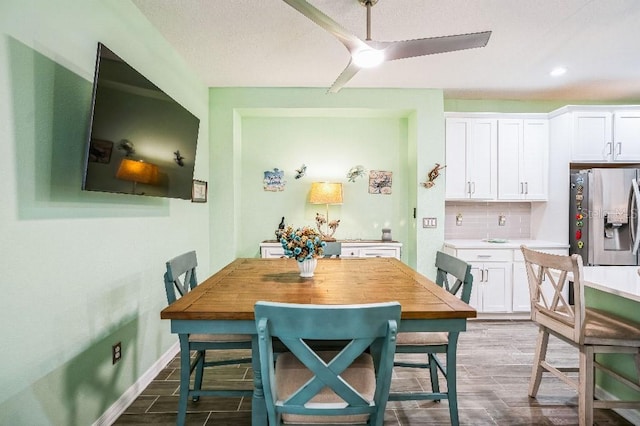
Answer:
[93,342,179,426]
[595,386,640,425]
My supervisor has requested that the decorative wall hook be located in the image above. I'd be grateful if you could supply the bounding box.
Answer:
[174,150,185,167]
[421,163,446,188]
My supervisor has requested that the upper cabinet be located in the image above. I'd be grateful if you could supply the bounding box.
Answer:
[445,117,498,200]
[497,119,549,200]
[445,113,548,201]
[552,106,640,162]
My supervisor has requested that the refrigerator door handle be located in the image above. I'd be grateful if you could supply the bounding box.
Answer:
[631,178,640,255]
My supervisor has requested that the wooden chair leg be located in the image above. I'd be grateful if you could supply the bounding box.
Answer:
[529,327,549,398]
[428,354,440,399]
[192,350,205,401]
[578,345,595,426]
[177,336,191,426]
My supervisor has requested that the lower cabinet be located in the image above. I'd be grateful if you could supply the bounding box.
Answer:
[469,262,511,312]
[260,241,402,260]
[444,245,568,316]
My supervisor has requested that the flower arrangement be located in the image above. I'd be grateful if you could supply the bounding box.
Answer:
[277,225,326,262]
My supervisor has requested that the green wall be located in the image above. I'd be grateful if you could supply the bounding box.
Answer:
[0,1,210,424]
[208,89,446,276]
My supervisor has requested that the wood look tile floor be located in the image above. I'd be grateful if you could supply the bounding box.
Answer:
[114,321,633,425]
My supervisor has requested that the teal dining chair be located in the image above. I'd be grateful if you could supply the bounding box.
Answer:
[322,241,342,258]
[254,300,401,426]
[391,250,473,426]
[164,251,252,426]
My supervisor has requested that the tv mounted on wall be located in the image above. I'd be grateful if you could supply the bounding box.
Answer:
[82,43,200,200]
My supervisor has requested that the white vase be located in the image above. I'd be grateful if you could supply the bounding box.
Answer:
[297,258,317,278]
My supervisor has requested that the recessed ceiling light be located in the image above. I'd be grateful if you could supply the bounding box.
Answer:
[550,67,567,77]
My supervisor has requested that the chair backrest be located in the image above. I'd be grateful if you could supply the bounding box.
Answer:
[254,301,401,426]
[520,245,585,343]
[164,251,198,305]
[434,251,473,303]
[322,241,342,258]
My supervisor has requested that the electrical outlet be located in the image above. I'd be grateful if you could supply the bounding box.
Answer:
[498,214,506,226]
[456,213,463,226]
[112,342,122,364]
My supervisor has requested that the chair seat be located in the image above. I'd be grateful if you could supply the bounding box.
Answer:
[276,351,374,424]
[583,308,640,346]
[189,333,252,343]
[396,331,448,346]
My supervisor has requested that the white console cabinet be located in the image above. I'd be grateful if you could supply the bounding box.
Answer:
[260,240,402,260]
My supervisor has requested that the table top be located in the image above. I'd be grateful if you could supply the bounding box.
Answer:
[161,257,477,321]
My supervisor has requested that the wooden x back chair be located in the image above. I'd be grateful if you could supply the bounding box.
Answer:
[391,250,473,426]
[255,301,401,426]
[521,246,640,425]
[164,251,252,426]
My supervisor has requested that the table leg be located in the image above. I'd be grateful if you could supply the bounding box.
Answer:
[177,335,190,426]
[251,335,267,425]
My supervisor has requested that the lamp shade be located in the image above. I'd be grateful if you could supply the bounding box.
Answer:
[116,159,158,184]
[309,182,343,205]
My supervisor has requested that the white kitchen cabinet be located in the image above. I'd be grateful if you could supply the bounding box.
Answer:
[260,241,402,260]
[449,248,512,313]
[555,107,640,162]
[443,242,569,316]
[498,119,549,200]
[445,117,497,200]
[469,262,511,313]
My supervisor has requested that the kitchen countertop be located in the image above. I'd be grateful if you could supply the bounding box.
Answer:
[443,239,569,250]
[582,266,640,302]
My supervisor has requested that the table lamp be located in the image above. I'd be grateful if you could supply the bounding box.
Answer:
[116,158,159,194]
[309,182,343,241]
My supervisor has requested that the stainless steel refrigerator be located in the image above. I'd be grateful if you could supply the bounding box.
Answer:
[569,167,640,265]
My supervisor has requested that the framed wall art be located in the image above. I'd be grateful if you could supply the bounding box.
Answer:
[368,170,393,194]
[192,179,208,203]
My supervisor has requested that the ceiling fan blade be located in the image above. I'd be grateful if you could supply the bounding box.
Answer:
[382,31,492,62]
[328,61,361,93]
[282,0,367,53]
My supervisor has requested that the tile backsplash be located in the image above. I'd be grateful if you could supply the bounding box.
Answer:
[445,202,531,240]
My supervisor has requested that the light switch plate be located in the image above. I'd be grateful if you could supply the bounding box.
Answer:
[423,217,437,228]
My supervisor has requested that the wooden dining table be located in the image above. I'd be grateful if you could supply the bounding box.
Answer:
[161,257,477,425]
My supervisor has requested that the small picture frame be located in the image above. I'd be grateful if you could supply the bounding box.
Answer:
[192,180,208,203]
[88,139,113,164]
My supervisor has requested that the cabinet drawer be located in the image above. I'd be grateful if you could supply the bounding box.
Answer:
[455,249,512,262]
[513,248,567,262]
[261,247,285,258]
[357,248,399,258]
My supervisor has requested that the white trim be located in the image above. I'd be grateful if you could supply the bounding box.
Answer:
[595,386,640,425]
[92,342,179,426]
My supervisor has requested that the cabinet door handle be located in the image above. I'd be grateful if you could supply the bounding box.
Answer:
[617,142,622,156]
[480,269,485,282]
[606,142,612,155]
[477,254,492,258]
[525,182,528,194]
[467,181,471,195]
[485,269,489,282]
[520,182,523,194]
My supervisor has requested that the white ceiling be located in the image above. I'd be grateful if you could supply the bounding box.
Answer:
[131,0,640,100]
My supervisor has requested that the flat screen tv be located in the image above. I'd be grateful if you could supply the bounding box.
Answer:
[82,43,200,200]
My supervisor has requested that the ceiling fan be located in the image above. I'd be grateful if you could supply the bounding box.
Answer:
[282,0,492,93]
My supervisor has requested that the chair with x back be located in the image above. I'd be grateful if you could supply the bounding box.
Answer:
[322,241,342,258]
[255,300,401,426]
[521,246,640,425]
[391,250,473,426]
[164,251,253,426]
